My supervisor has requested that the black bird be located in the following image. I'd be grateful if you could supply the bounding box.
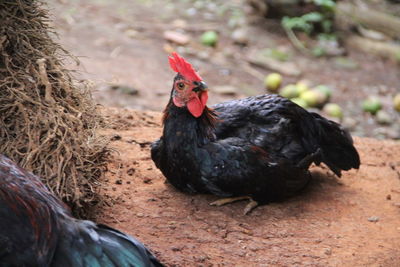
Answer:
[152,52,360,214]
[0,154,164,267]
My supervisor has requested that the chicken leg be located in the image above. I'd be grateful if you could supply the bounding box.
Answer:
[210,196,259,215]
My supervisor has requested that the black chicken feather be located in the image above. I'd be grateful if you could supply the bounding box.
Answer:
[0,155,163,267]
[212,94,360,176]
[152,93,360,206]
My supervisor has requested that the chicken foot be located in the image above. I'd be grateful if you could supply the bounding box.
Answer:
[210,196,259,215]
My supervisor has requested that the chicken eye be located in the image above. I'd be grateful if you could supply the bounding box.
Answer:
[177,82,185,90]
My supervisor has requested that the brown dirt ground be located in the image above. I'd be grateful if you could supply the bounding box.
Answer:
[97,107,400,267]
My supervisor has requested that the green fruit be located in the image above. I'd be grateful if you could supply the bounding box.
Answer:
[362,97,382,115]
[394,94,400,112]
[291,97,308,108]
[295,81,309,95]
[279,84,298,99]
[312,89,329,106]
[323,103,343,119]
[264,73,282,92]
[314,85,332,99]
[200,31,218,46]
[300,90,319,107]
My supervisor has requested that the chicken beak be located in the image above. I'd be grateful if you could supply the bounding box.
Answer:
[198,81,208,91]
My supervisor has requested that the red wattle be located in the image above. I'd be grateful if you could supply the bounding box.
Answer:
[187,96,203,118]
[187,91,208,118]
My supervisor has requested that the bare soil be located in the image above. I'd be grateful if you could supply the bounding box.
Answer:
[97,108,400,267]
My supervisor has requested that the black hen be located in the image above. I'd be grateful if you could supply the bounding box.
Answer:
[152,52,360,214]
[0,154,164,267]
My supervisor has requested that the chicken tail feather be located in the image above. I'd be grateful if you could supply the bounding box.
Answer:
[305,113,360,177]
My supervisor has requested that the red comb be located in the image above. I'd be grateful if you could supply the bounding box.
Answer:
[168,52,202,81]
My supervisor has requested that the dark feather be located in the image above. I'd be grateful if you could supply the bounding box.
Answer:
[0,155,164,267]
[152,93,360,205]
[212,94,360,176]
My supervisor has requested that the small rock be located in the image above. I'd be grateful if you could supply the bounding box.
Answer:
[143,177,152,184]
[213,85,238,96]
[127,168,136,176]
[136,212,144,217]
[324,248,332,255]
[110,135,122,141]
[115,179,122,185]
[163,30,190,45]
[376,110,392,125]
[368,216,379,222]
[231,28,249,45]
[196,255,209,262]
[393,202,400,207]
[386,194,391,200]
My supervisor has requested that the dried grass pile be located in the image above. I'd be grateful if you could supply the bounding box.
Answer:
[0,0,108,216]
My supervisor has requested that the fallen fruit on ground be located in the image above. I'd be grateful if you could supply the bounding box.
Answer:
[200,30,218,46]
[394,94,400,112]
[323,103,343,119]
[362,97,382,115]
[264,73,282,92]
[280,84,298,99]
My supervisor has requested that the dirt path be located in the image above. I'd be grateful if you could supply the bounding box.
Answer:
[96,108,400,267]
